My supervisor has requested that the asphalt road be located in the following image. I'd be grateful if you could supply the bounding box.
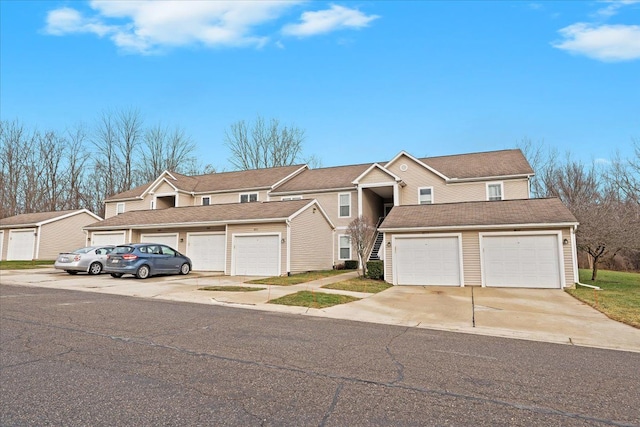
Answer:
[1,284,639,427]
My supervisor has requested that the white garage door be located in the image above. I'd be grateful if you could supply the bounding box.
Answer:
[394,236,461,286]
[7,229,36,260]
[140,233,179,249]
[233,235,280,276]
[187,233,225,271]
[483,235,561,288]
[91,232,126,246]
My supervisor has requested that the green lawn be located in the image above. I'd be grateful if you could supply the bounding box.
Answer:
[268,291,360,308]
[246,270,348,286]
[322,277,392,293]
[0,260,55,270]
[567,269,640,328]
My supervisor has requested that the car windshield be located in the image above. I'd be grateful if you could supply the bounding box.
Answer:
[112,246,135,254]
[73,247,94,254]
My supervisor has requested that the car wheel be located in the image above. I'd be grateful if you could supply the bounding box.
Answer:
[136,265,151,279]
[89,262,102,275]
[179,263,190,275]
[110,273,123,278]
[66,271,78,275]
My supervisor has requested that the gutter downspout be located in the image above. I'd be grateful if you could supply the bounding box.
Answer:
[286,219,291,276]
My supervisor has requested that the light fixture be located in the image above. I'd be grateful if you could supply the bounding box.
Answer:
[281,238,286,243]
[563,238,569,245]
[386,241,391,247]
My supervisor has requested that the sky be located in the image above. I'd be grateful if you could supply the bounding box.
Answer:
[1,0,639,172]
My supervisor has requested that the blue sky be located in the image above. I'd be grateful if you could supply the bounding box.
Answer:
[1,1,639,171]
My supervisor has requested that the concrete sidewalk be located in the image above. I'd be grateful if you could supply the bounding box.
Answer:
[1,268,639,352]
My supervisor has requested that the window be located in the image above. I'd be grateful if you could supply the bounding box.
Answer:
[339,235,351,260]
[339,193,351,217]
[487,182,503,201]
[116,202,125,215]
[150,200,156,210]
[281,196,303,201]
[418,187,433,204]
[240,193,258,203]
[202,196,211,206]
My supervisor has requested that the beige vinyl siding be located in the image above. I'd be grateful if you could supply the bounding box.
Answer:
[198,190,270,205]
[105,199,148,218]
[175,192,191,207]
[38,213,95,259]
[503,179,530,199]
[461,231,481,285]
[562,228,576,287]
[0,230,6,260]
[361,190,381,225]
[290,207,333,273]
[358,168,396,185]
[226,222,288,275]
[296,191,357,228]
[383,233,393,281]
[154,181,177,194]
[385,154,530,204]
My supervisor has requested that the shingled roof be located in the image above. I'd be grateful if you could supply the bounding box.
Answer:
[85,200,315,229]
[271,163,372,193]
[1,210,98,228]
[105,165,306,201]
[379,198,577,230]
[418,149,534,180]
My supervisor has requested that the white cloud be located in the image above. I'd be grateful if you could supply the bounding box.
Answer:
[43,1,379,54]
[594,0,640,18]
[282,4,379,37]
[553,23,640,61]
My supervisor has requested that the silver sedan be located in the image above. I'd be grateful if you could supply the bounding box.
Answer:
[54,246,115,275]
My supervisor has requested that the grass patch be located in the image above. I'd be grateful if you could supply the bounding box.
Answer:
[567,269,640,328]
[269,291,360,308]
[246,270,348,286]
[322,277,392,293]
[0,260,55,270]
[198,286,264,292]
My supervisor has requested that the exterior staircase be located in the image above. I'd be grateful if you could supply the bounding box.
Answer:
[368,230,384,261]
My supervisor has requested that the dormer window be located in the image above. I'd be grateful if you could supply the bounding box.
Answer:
[240,192,258,203]
[202,196,211,206]
[487,182,504,201]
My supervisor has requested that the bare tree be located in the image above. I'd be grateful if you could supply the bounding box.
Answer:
[138,124,198,182]
[608,137,640,206]
[0,120,30,217]
[225,115,307,170]
[62,124,91,210]
[346,216,377,277]
[37,130,67,211]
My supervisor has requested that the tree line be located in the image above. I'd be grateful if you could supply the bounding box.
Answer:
[519,137,640,278]
[0,109,207,218]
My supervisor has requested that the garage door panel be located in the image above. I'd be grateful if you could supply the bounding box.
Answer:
[483,235,561,288]
[7,230,36,260]
[91,232,126,246]
[188,234,225,271]
[395,236,461,286]
[233,235,280,276]
[140,233,178,249]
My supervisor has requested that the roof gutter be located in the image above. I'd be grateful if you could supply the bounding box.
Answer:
[446,173,533,183]
[379,222,579,233]
[85,217,290,231]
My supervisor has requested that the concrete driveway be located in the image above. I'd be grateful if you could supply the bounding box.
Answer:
[1,268,638,352]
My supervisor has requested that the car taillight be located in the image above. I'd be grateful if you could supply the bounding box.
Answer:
[122,254,138,260]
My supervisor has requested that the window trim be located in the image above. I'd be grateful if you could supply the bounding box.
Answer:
[338,234,351,260]
[338,193,351,218]
[239,192,259,203]
[486,182,504,201]
[116,202,125,215]
[202,196,211,206]
[418,186,434,205]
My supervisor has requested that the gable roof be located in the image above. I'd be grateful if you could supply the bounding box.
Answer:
[85,200,324,230]
[379,198,577,231]
[418,149,534,180]
[105,165,307,202]
[352,163,403,184]
[0,209,102,229]
[271,163,371,193]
